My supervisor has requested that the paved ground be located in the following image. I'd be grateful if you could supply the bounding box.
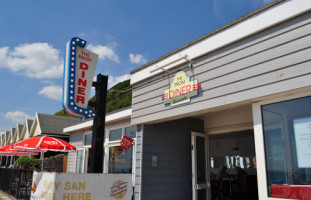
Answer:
[0,191,14,200]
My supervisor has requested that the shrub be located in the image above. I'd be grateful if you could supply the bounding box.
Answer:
[16,156,39,169]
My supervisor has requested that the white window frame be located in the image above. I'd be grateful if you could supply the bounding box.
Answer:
[252,90,311,200]
[82,131,93,173]
[79,124,137,184]
[75,148,86,173]
[103,124,137,184]
[83,132,92,147]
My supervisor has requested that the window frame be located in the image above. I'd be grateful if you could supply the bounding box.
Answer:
[83,132,92,147]
[75,148,86,173]
[252,90,311,200]
[80,123,137,184]
[103,124,137,177]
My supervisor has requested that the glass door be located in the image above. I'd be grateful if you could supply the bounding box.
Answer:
[192,131,209,200]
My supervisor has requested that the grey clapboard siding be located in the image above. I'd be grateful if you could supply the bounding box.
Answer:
[131,12,311,125]
[140,118,204,200]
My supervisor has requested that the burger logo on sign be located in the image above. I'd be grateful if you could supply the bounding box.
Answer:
[110,180,128,199]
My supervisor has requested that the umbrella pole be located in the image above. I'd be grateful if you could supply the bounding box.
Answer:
[40,152,44,170]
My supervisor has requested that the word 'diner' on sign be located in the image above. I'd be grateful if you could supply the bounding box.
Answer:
[63,37,98,119]
[162,71,201,107]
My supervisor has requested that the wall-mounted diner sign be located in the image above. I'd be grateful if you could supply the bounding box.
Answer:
[162,71,201,107]
[63,37,98,119]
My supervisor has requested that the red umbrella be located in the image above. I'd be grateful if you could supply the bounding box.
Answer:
[0,144,39,156]
[13,136,76,170]
[13,136,76,152]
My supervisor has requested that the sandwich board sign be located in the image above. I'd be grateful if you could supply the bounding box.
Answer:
[63,37,98,119]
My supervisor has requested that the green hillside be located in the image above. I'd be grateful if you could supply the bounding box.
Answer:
[55,79,132,117]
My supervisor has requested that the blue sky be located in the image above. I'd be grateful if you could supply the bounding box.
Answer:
[0,0,273,132]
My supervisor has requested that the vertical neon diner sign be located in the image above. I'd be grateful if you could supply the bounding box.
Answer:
[63,37,98,119]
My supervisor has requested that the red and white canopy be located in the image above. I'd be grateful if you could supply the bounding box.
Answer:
[0,144,39,156]
[13,136,76,152]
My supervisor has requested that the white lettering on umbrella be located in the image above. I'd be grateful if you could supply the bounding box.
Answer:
[43,141,58,145]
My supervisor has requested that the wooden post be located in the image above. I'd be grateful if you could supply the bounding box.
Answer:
[89,74,108,173]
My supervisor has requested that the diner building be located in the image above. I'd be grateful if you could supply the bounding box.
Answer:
[130,0,311,199]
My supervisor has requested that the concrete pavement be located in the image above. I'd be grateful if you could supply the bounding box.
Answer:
[0,190,15,200]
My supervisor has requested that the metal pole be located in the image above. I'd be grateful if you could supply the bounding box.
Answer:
[89,74,108,173]
[41,152,44,170]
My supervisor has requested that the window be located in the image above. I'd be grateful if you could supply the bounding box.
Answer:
[75,150,84,173]
[109,128,122,141]
[108,146,133,173]
[84,134,92,146]
[261,96,311,197]
[125,126,137,138]
[105,126,137,174]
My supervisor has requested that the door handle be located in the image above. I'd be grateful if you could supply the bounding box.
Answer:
[196,183,208,190]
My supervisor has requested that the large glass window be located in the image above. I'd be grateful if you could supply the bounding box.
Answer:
[108,146,133,173]
[262,96,311,198]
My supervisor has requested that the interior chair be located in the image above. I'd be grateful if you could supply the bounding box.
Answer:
[232,175,248,198]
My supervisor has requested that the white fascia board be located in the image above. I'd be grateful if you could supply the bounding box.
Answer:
[63,120,93,133]
[131,0,311,85]
[63,108,132,133]
[105,108,132,122]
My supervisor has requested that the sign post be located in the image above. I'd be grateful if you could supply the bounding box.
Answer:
[89,74,108,173]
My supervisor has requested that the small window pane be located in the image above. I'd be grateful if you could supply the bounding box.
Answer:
[125,126,136,138]
[262,96,311,198]
[76,150,84,173]
[109,128,122,141]
[108,146,133,173]
[84,134,92,146]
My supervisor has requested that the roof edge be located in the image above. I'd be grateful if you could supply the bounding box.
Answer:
[130,0,285,75]
[64,108,132,133]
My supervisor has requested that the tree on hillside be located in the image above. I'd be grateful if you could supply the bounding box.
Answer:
[55,79,132,117]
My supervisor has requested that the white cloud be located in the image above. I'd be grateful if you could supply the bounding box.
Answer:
[5,111,32,122]
[129,53,147,65]
[38,85,63,101]
[87,44,119,63]
[108,74,131,88]
[0,43,63,79]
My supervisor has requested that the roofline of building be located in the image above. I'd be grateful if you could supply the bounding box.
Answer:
[63,107,132,133]
[130,0,311,85]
